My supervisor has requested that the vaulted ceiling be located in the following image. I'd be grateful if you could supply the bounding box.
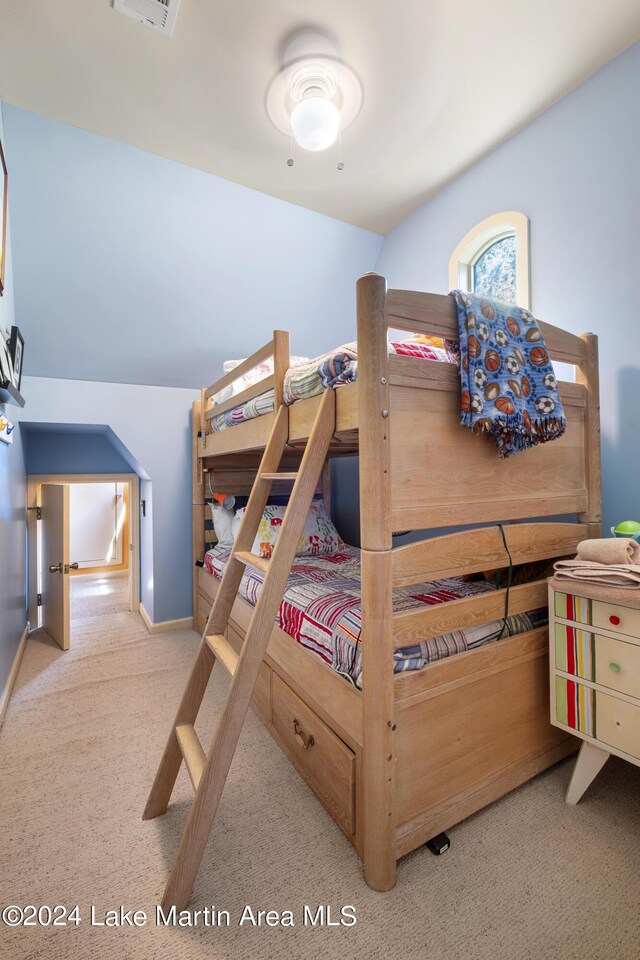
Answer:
[1,0,638,232]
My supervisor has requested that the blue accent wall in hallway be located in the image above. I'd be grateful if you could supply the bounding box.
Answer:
[22,425,137,475]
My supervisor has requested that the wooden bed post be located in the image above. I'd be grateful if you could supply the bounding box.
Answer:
[192,399,205,627]
[273,330,290,409]
[576,333,601,538]
[357,272,396,891]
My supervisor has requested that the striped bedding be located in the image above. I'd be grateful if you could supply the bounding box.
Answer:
[210,388,276,431]
[204,545,546,687]
[209,337,459,432]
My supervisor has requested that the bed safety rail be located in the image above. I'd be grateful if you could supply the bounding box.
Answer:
[199,330,290,447]
[390,521,589,646]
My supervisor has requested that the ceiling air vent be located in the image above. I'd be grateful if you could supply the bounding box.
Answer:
[113,0,181,37]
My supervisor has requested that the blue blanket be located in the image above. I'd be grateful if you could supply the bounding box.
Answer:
[451,291,566,458]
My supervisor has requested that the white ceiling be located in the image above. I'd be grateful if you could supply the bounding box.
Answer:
[0,0,638,233]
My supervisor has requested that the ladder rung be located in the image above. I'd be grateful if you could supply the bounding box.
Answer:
[175,724,206,791]
[260,472,298,481]
[206,634,239,677]
[234,550,270,573]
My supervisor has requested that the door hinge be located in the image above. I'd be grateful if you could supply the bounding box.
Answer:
[28,506,42,520]
[37,593,42,607]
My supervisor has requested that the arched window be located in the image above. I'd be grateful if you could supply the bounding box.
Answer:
[448,212,530,309]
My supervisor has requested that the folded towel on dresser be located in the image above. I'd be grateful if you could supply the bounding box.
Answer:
[576,537,640,565]
[553,559,640,589]
[451,290,566,458]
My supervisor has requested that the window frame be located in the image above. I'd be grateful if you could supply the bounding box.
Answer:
[448,211,530,309]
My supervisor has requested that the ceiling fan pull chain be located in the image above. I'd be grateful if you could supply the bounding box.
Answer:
[287,124,295,168]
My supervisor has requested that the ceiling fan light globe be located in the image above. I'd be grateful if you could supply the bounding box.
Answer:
[291,97,340,152]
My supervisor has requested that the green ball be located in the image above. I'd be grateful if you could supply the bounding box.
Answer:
[613,520,640,536]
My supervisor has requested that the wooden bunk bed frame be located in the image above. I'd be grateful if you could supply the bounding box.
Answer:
[191,272,601,891]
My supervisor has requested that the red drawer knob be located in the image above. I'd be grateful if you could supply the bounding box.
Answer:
[609,615,621,626]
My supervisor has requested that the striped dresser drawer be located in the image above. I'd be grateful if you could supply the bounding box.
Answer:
[554,591,593,625]
[554,591,640,642]
[555,623,640,699]
[555,678,640,760]
[555,677,596,738]
[554,622,595,682]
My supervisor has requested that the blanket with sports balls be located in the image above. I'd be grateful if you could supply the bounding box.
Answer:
[451,290,566,458]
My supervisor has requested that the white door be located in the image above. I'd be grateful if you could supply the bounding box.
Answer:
[41,483,72,650]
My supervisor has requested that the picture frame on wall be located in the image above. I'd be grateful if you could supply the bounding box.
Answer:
[0,332,14,387]
[8,325,24,391]
[0,136,7,296]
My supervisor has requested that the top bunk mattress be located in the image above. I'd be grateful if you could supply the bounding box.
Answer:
[210,337,459,432]
[204,544,545,687]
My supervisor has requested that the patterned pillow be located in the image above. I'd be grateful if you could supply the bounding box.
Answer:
[390,336,460,364]
[232,502,344,559]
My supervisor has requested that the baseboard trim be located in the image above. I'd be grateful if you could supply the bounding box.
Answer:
[139,603,193,635]
[72,570,129,582]
[0,623,29,729]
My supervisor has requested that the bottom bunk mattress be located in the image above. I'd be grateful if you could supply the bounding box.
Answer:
[204,545,546,687]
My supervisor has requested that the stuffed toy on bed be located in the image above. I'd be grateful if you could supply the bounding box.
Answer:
[209,493,236,547]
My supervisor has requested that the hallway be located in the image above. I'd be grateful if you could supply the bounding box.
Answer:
[70,576,130,621]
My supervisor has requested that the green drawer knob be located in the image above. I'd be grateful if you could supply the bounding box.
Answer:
[609,662,621,673]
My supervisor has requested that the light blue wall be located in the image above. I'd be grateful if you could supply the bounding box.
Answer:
[0,106,382,625]
[2,105,383,389]
[375,41,640,537]
[0,102,27,695]
[22,376,198,623]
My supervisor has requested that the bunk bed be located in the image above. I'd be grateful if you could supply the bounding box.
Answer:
[188,272,601,892]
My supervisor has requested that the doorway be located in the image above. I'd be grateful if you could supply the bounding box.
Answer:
[27,474,141,649]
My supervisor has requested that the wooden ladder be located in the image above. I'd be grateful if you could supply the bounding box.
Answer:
[143,388,336,910]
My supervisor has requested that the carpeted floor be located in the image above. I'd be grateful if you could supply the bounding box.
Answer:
[70,576,130,620]
[1,611,639,960]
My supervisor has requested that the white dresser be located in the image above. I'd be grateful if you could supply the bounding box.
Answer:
[548,577,640,803]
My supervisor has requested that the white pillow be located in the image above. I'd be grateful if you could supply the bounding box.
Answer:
[213,358,273,404]
[232,501,344,559]
[209,503,235,548]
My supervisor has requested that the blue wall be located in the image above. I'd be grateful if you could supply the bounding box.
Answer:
[0,102,27,696]
[2,106,383,389]
[376,41,640,537]
[22,424,137,475]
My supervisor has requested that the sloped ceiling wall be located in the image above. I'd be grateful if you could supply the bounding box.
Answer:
[2,106,382,389]
[20,424,144,476]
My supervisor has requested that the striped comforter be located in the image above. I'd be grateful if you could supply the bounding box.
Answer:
[209,337,459,432]
[204,545,546,687]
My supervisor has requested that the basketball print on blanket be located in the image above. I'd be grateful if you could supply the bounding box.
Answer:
[451,290,566,457]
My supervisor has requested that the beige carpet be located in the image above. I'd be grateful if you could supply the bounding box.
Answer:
[1,612,639,960]
[70,575,130,620]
